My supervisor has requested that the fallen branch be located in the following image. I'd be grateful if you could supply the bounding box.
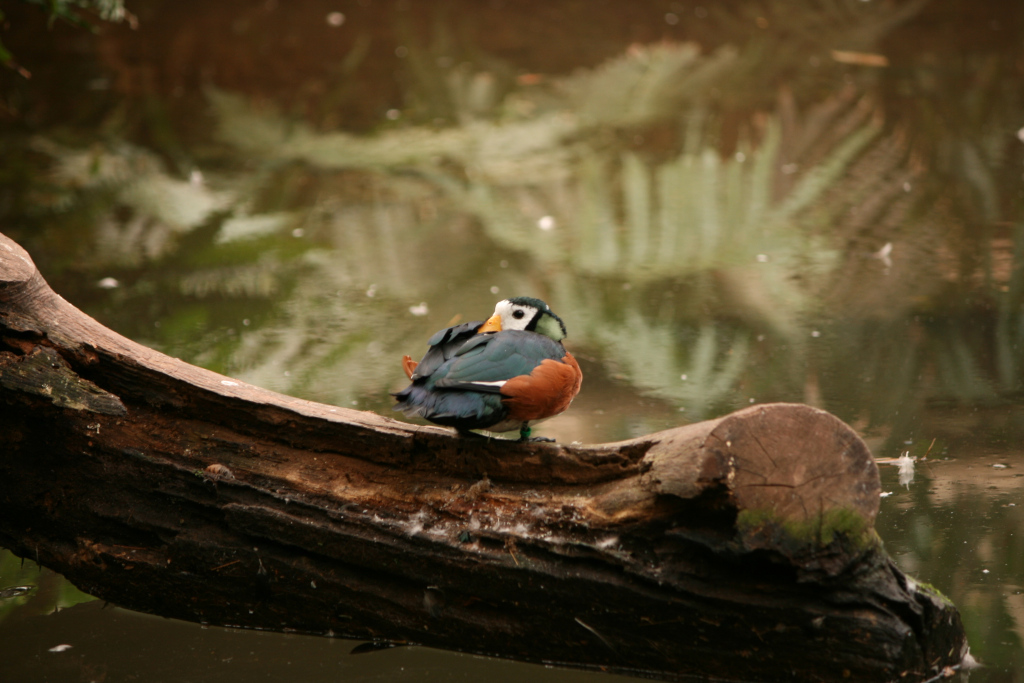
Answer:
[0,232,966,681]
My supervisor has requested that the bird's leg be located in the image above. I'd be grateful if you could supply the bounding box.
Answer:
[518,422,555,443]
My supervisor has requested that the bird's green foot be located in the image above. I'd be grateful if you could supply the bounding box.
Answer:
[518,424,555,443]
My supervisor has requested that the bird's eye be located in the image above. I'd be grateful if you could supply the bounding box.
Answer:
[512,309,525,319]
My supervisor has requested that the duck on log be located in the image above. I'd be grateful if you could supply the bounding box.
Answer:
[0,231,967,682]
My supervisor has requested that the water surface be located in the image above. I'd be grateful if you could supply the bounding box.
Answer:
[1,0,1022,679]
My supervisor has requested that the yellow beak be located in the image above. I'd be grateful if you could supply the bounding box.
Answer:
[477,313,502,333]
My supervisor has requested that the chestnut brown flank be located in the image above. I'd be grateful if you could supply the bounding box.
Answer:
[501,352,582,422]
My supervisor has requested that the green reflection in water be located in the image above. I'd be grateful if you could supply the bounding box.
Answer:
[12,31,1023,442]
[2,0,1024,677]
[0,549,95,626]
[12,56,1019,444]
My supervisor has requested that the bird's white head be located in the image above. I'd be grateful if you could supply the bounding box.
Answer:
[477,297,567,341]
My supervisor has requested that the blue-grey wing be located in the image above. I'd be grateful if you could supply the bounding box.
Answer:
[435,331,565,390]
[411,320,484,380]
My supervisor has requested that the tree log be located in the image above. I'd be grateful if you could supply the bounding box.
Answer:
[0,232,966,682]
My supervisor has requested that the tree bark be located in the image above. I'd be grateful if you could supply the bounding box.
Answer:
[0,232,966,682]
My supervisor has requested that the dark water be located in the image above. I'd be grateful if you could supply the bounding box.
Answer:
[1,0,1023,680]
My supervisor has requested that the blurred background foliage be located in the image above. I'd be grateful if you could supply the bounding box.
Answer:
[0,0,129,74]
[2,0,1021,442]
[1,0,1024,676]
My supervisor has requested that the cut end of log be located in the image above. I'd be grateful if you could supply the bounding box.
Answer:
[633,403,880,573]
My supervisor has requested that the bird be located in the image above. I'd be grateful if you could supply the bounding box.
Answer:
[393,297,582,441]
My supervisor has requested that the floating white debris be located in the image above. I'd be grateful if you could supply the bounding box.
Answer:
[880,491,893,498]
[409,302,429,316]
[811,330,821,338]
[490,286,499,294]
[873,242,893,269]
[326,12,345,26]
[97,277,120,289]
[537,215,556,231]
[756,254,769,262]
[897,451,915,488]
[49,644,73,653]
[992,463,1009,469]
